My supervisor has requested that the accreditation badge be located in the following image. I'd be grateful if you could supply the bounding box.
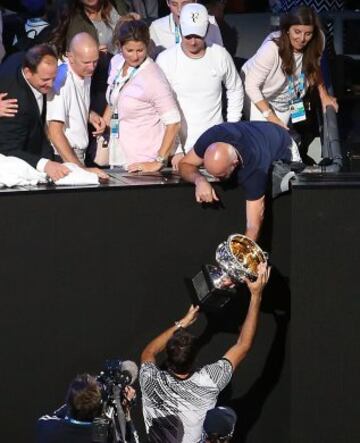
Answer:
[290,99,306,124]
[110,113,119,139]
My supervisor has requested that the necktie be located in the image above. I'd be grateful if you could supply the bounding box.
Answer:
[41,94,47,125]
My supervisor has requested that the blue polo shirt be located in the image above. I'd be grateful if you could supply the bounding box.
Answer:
[194,121,292,200]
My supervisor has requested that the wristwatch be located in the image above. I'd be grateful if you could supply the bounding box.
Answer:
[262,109,273,119]
[155,155,166,167]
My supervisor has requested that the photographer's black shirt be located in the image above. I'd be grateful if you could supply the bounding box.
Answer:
[37,415,92,443]
[37,414,138,443]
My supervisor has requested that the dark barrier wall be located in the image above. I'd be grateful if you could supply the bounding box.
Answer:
[0,184,291,443]
[290,183,360,443]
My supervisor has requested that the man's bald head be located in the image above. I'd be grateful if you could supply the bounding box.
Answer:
[204,142,240,179]
[68,32,99,78]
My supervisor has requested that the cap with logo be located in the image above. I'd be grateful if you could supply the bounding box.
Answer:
[179,3,209,38]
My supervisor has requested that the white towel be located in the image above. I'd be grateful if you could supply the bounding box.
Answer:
[54,163,99,186]
[0,154,47,187]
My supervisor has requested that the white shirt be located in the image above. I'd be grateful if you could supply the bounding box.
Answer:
[150,13,223,58]
[24,75,44,114]
[22,70,49,172]
[140,359,233,443]
[156,44,243,153]
[47,63,91,154]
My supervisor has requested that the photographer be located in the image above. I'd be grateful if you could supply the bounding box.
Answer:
[201,406,237,442]
[37,373,137,443]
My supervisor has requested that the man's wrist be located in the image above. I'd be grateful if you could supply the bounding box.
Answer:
[37,158,50,173]
[195,175,207,186]
[250,290,262,301]
[155,154,166,165]
[174,320,184,329]
[262,109,273,119]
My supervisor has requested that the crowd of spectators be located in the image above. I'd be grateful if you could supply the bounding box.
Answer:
[0,1,339,168]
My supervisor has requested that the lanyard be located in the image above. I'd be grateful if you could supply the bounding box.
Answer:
[170,14,181,44]
[109,63,140,143]
[288,72,305,103]
[109,64,139,114]
[175,23,181,44]
[69,70,89,135]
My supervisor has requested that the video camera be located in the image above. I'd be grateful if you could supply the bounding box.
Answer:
[92,359,138,443]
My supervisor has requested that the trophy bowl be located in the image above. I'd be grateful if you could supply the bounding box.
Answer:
[215,234,268,283]
[190,234,268,311]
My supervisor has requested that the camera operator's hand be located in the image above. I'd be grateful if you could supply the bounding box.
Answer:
[122,386,136,419]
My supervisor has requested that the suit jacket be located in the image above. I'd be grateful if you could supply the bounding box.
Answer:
[0,52,54,168]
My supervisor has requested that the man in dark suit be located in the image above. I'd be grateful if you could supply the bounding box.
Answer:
[0,44,69,181]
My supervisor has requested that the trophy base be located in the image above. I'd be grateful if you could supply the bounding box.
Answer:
[190,265,236,311]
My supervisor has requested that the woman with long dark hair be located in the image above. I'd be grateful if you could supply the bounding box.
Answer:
[242,5,338,130]
[50,0,130,57]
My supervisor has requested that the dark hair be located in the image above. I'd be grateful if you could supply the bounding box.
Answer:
[113,17,150,48]
[22,43,57,72]
[66,374,102,421]
[274,5,323,85]
[166,329,198,375]
[50,0,113,56]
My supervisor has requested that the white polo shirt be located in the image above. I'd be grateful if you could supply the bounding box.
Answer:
[47,62,91,155]
[150,13,223,57]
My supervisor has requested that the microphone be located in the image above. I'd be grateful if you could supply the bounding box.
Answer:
[121,360,138,385]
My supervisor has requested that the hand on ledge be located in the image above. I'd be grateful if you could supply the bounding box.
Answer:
[44,161,70,182]
[195,178,219,203]
[171,153,184,171]
[321,94,339,113]
[128,161,163,173]
[86,167,109,181]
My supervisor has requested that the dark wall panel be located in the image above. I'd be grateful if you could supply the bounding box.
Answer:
[291,187,360,443]
[0,185,291,443]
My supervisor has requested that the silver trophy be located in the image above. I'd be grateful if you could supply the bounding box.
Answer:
[191,234,268,309]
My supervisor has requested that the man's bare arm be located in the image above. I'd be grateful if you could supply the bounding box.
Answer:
[245,196,265,242]
[141,305,199,364]
[47,120,83,166]
[179,150,219,203]
[223,263,270,370]
[178,149,205,182]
